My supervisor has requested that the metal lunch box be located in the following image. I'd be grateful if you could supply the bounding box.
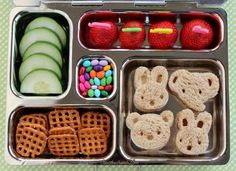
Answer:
[5,0,229,165]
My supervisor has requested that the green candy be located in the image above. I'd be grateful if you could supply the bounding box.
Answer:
[101,90,109,97]
[89,79,94,85]
[106,76,112,84]
[101,77,106,86]
[86,66,93,72]
[88,89,94,97]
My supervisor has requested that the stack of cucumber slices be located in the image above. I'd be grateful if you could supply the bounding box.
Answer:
[19,17,67,95]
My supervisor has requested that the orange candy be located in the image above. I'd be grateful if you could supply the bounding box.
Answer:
[90,70,96,78]
[98,86,105,90]
[97,71,105,79]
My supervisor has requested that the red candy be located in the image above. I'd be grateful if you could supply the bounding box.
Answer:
[148,21,178,49]
[180,19,214,50]
[81,90,87,96]
[79,66,86,75]
[105,85,113,91]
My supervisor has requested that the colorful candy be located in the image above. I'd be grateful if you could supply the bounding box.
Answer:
[78,58,114,98]
[84,73,90,81]
[94,89,101,97]
[86,66,93,72]
[94,77,101,86]
[83,60,91,67]
[105,70,112,77]
[91,59,99,66]
[94,65,103,71]
[88,89,94,97]
[90,70,96,78]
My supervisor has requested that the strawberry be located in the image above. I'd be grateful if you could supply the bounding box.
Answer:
[88,21,118,49]
[119,21,145,49]
[180,19,214,50]
[148,21,178,49]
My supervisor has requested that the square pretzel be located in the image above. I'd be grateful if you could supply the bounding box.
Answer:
[48,134,80,156]
[20,115,46,128]
[16,127,47,158]
[79,128,107,156]
[28,114,48,128]
[81,112,111,137]
[48,109,81,132]
[16,122,48,143]
[49,126,76,135]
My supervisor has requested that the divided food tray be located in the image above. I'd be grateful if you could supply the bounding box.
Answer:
[5,2,229,165]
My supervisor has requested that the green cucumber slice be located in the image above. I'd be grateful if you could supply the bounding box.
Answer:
[20,69,62,95]
[19,28,62,57]
[23,42,63,68]
[25,17,67,48]
[19,54,62,82]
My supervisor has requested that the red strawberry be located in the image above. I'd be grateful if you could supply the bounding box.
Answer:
[119,21,145,49]
[88,21,118,49]
[180,19,214,50]
[148,21,178,49]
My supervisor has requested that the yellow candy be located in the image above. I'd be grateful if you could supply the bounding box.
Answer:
[103,65,111,71]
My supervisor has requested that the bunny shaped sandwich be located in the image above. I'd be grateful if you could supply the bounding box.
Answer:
[133,66,169,112]
[175,109,212,155]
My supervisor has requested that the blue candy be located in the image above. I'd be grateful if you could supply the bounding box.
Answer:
[94,77,101,86]
[94,89,101,97]
[105,70,113,77]
[83,60,91,67]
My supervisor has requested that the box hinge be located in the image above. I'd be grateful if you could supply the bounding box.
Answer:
[134,0,166,6]
[13,0,41,6]
[72,0,103,6]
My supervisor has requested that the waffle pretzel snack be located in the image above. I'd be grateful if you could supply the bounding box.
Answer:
[79,128,107,156]
[16,122,48,143]
[48,134,80,156]
[49,126,76,135]
[28,114,48,128]
[16,126,47,158]
[20,115,47,128]
[48,109,81,132]
[81,112,111,137]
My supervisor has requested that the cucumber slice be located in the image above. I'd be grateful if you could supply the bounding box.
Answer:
[19,28,62,57]
[19,54,62,82]
[20,69,62,95]
[23,42,63,68]
[25,17,67,48]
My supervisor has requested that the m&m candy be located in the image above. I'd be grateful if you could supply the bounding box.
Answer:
[78,58,114,98]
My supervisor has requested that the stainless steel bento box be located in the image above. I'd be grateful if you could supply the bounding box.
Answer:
[5,0,229,165]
